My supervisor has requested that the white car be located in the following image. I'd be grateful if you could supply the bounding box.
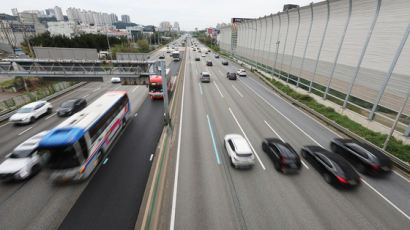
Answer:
[224,134,255,168]
[0,131,49,181]
[9,101,53,125]
[111,77,121,83]
[201,53,206,57]
[237,69,247,77]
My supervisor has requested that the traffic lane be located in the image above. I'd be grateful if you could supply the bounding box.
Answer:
[202,60,410,228]
[0,85,148,230]
[0,81,113,158]
[174,52,238,230]
[58,98,163,230]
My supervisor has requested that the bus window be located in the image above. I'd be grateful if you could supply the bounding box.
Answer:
[79,137,89,159]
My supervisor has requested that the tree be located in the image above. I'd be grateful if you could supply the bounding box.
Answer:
[137,40,150,53]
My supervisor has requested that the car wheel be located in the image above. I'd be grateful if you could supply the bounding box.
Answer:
[47,107,52,114]
[30,117,35,124]
[322,173,333,184]
[301,150,307,158]
[274,161,281,172]
[230,158,235,168]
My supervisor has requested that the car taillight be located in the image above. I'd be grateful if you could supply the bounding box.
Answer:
[335,175,348,184]
[370,164,380,170]
[358,177,362,183]
[281,156,286,164]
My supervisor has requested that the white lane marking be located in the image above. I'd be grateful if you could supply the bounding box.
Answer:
[362,179,410,221]
[134,112,138,117]
[241,80,323,148]
[264,120,309,169]
[92,87,100,92]
[45,113,56,120]
[82,94,90,98]
[132,87,138,93]
[18,126,32,136]
[232,85,244,98]
[0,122,10,128]
[170,51,187,230]
[114,85,121,90]
[213,81,224,98]
[393,171,410,183]
[229,107,266,170]
[149,154,154,162]
[244,77,410,185]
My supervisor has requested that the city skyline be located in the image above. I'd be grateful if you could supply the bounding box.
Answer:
[1,0,320,31]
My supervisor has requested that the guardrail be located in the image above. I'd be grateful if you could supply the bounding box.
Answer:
[0,81,87,123]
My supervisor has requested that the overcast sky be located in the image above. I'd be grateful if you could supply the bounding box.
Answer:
[0,0,321,30]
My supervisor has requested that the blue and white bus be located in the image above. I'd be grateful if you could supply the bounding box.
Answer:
[38,91,130,182]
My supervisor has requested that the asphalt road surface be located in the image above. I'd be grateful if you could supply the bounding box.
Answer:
[0,46,178,230]
[167,38,410,230]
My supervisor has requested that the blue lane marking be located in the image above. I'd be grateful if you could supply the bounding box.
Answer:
[199,83,203,95]
[206,114,221,165]
[103,158,109,165]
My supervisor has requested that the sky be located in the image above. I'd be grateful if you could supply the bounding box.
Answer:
[0,0,321,31]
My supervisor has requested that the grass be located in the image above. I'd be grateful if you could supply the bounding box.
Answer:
[257,72,410,164]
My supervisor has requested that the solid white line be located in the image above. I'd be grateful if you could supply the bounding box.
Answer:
[393,171,410,183]
[18,126,32,136]
[170,51,187,230]
[149,154,154,162]
[229,107,266,170]
[92,87,100,92]
[213,81,224,98]
[132,87,138,93]
[0,122,9,128]
[45,113,56,120]
[362,179,410,221]
[114,85,121,90]
[241,80,323,148]
[82,94,90,98]
[232,85,244,98]
[264,120,309,169]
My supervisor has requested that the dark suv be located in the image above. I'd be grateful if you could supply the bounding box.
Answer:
[206,60,213,66]
[226,72,237,80]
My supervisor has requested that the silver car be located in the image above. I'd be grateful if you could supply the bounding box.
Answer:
[224,134,255,168]
[0,131,49,181]
[9,101,53,125]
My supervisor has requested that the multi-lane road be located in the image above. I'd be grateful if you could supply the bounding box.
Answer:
[0,45,181,230]
[166,38,410,230]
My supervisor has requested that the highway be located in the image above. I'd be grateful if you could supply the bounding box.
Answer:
[0,45,179,230]
[167,38,410,230]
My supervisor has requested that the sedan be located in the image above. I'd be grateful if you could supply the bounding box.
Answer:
[57,98,87,117]
[222,60,229,65]
[9,101,52,125]
[226,72,237,80]
[301,146,361,187]
[195,57,200,61]
[111,77,121,83]
[206,60,213,66]
[159,54,165,59]
[237,69,247,77]
[201,53,206,57]
[214,54,219,58]
[224,134,255,168]
[0,131,49,181]
[262,138,301,173]
[330,138,392,175]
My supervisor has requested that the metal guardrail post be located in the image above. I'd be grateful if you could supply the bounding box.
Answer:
[297,3,314,88]
[323,0,352,100]
[280,11,290,76]
[309,0,330,93]
[273,12,282,75]
[343,0,381,109]
[287,8,301,83]
[368,22,410,120]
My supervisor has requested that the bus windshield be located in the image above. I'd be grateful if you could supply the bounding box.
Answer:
[42,145,81,169]
[149,84,163,92]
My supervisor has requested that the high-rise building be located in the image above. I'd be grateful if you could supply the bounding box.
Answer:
[110,13,118,23]
[54,6,64,21]
[159,21,171,32]
[121,15,130,23]
[45,8,56,17]
[11,8,18,16]
[173,22,180,32]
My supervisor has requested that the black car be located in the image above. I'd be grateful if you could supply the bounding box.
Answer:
[330,138,392,175]
[159,54,165,59]
[195,57,200,61]
[57,98,87,117]
[222,60,228,65]
[262,138,301,173]
[226,72,237,80]
[206,60,213,66]
[301,146,361,187]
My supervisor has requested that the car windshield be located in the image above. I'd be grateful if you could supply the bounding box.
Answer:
[61,100,75,108]
[18,107,33,113]
[10,149,34,158]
